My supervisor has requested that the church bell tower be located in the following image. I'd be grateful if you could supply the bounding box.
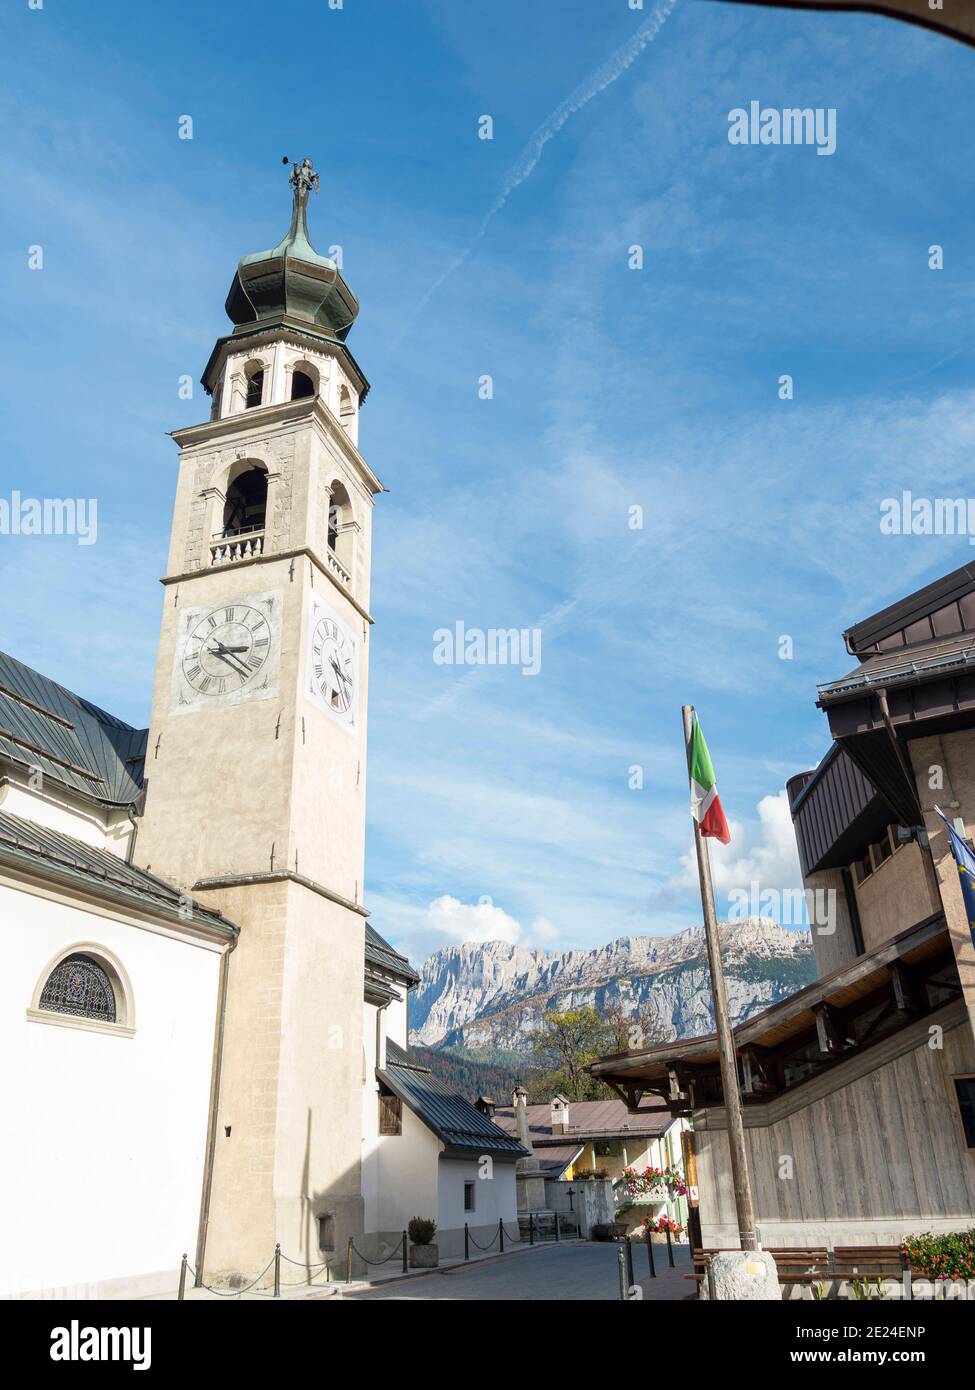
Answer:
[137,160,380,1278]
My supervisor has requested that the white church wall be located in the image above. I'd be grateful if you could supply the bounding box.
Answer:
[1,878,222,1298]
[386,992,408,1051]
[0,779,132,856]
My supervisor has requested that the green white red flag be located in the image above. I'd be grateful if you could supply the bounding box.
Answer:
[688,714,731,844]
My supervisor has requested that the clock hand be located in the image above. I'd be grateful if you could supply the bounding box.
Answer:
[209,648,251,677]
[208,643,250,654]
[329,658,351,687]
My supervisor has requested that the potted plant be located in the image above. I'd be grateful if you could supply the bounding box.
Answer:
[408,1216,439,1268]
[642,1213,685,1245]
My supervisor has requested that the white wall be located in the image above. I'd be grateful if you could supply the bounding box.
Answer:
[361,996,440,1252]
[0,779,132,856]
[437,1158,519,1258]
[1,877,222,1297]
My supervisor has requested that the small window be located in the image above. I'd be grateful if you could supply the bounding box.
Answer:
[874,834,892,867]
[954,1077,975,1148]
[464,1181,476,1213]
[39,953,116,1023]
[379,1089,402,1136]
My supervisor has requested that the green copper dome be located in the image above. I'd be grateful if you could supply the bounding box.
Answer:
[224,159,359,341]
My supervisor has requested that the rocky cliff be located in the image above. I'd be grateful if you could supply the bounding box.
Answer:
[408,918,814,1057]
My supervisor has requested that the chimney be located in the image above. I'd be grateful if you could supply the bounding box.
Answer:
[550,1094,570,1134]
[474,1095,496,1119]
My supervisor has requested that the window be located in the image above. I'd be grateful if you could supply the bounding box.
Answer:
[291,368,316,401]
[327,480,351,555]
[464,1181,476,1213]
[39,953,116,1022]
[954,1077,975,1148]
[223,466,268,537]
[379,1089,402,1136]
[338,384,355,428]
[245,368,264,409]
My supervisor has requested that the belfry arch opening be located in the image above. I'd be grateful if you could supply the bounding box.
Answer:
[290,366,317,401]
[223,465,268,537]
[244,362,265,409]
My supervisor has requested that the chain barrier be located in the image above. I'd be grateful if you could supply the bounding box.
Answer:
[179,1253,276,1299]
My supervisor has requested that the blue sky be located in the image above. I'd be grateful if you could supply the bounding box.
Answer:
[2,0,975,964]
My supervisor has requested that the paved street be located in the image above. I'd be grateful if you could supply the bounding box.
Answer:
[345,1240,693,1302]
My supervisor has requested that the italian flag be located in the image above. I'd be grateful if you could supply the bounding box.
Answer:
[688,715,731,844]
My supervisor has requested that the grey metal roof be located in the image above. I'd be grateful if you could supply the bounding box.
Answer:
[491,1097,674,1145]
[365,924,419,985]
[0,810,236,937]
[0,651,146,807]
[379,1042,527,1161]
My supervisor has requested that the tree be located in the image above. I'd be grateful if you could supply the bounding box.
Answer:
[527,1006,612,1101]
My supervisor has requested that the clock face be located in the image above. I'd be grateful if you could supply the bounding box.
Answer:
[306,598,357,728]
[171,590,281,713]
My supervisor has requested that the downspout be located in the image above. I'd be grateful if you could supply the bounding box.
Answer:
[195,929,239,1284]
[124,805,140,866]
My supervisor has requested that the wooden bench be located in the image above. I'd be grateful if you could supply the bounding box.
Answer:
[830,1246,906,1280]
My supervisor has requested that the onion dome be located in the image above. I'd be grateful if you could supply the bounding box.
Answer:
[224,158,359,341]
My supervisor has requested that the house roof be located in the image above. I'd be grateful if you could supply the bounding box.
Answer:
[533,1144,585,1179]
[378,1041,528,1162]
[0,810,237,938]
[365,924,419,985]
[491,1096,674,1145]
[0,651,146,808]
[843,561,975,657]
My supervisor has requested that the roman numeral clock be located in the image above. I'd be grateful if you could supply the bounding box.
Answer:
[306,593,358,729]
[171,591,282,712]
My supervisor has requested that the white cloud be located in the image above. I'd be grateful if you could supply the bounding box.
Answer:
[676,789,803,908]
[374,893,565,966]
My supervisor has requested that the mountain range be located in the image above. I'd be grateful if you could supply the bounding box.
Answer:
[408,917,815,1059]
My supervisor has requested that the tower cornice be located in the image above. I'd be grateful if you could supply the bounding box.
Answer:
[170,395,384,497]
[201,319,370,402]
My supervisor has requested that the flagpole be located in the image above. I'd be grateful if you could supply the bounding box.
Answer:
[682,704,758,1252]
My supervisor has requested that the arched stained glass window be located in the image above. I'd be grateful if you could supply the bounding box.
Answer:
[39,953,116,1023]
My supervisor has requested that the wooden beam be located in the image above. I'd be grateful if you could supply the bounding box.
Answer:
[888,960,918,1014]
[814,1002,845,1057]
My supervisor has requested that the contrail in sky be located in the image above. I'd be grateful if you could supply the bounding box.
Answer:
[400,0,679,331]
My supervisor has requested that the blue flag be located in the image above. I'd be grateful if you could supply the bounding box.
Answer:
[934,807,975,947]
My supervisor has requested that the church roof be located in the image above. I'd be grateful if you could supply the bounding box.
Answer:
[379,1041,528,1162]
[0,651,146,808]
[0,811,236,937]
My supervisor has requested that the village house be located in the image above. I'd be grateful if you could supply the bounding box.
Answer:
[591,563,975,1250]
[489,1093,689,1237]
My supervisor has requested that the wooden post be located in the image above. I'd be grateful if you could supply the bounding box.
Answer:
[682,705,758,1252]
